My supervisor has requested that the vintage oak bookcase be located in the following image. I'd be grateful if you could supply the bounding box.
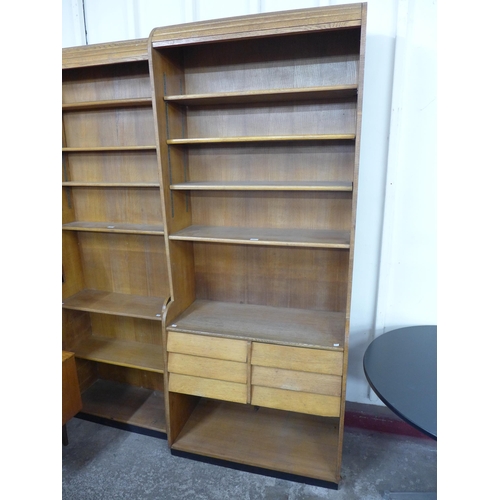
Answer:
[148,3,367,487]
[62,39,171,433]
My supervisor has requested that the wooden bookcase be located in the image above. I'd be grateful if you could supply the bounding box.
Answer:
[149,3,367,486]
[62,39,171,433]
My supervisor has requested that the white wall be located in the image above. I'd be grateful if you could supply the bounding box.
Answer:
[62,0,437,406]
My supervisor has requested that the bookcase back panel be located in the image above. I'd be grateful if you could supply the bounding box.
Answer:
[96,363,164,392]
[194,243,349,312]
[78,233,169,297]
[173,100,356,139]
[190,191,352,232]
[89,314,163,345]
[177,29,360,94]
[185,142,354,183]
[71,187,163,225]
[65,152,158,183]
[64,108,155,147]
[63,309,92,350]
[62,61,151,103]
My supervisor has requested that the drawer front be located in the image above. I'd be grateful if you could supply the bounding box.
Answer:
[169,373,247,404]
[251,342,343,375]
[251,386,340,417]
[168,352,247,384]
[251,366,341,397]
[167,331,248,362]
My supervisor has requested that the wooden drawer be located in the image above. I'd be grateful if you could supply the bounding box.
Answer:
[167,331,248,362]
[168,352,247,384]
[169,373,247,404]
[251,366,341,397]
[251,342,343,375]
[251,386,340,417]
[167,332,248,404]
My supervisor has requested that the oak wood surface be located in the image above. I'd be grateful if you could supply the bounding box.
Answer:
[171,398,340,482]
[251,386,341,417]
[170,181,353,191]
[192,243,349,312]
[62,351,83,425]
[80,379,166,432]
[170,225,350,248]
[169,373,247,404]
[166,134,355,145]
[168,352,247,384]
[251,366,342,397]
[62,289,165,319]
[167,331,248,361]
[168,300,345,349]
[63,39,170,433]
[63,39,148,68]
[165,85,357,105]
[63,150,158,183]
[151,3,362,47]
[251,342,344,375]
[148,3,365,483]
[73,335,164,373]
[63,221,164,235]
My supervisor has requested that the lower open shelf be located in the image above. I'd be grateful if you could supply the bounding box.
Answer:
[171,397,340,483]
[81,379,166,433]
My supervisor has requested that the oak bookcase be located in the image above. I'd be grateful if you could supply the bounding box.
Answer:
[62,39,171,433]
[148,3,367,487]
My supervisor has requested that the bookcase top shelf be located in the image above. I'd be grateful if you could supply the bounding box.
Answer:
[62,38,149,69]
[151,3,363,48]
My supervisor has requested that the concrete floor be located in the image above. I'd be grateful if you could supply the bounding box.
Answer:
[62,416,436,499]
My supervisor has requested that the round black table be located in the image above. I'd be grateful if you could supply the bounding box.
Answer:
[363,325,437,440]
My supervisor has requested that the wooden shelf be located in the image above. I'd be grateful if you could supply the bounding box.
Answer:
[165,85,357,105]
[170,181,353,192]
[171,398,339,482]
[167,134,355,145]
[63,97,153,111]
[62,182,160,188]
[81,379,166,433]
[62,146,156,152]
[73,335,164,373]
[168,299,345,349]
[169,225,350,249]
[62,221,164,235]
[63,289,165,320]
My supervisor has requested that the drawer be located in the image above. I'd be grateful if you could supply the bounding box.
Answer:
[167,331,248,362]
[251,366,341,397]
[169,373,247,404]
[251,386,340,417]
[251,342,343,375]
[168,352,247,384]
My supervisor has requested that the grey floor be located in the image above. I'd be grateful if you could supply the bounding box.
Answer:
[62,417,437,500]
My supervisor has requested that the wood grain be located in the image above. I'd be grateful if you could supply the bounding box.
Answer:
[252,342,344,375]
[251,386,341,417]
[171,398,340,483]
[168,300,345,349]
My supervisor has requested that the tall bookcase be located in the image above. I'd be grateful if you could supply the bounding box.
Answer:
[149,3,367,486]
[62,39,170,433]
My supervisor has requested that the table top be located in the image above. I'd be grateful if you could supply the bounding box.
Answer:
[363,325,437,440]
